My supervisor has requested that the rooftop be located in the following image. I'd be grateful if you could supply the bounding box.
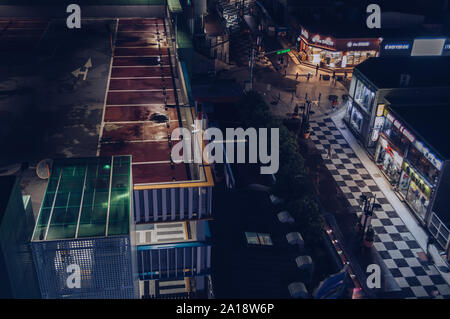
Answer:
[355,56,450,89]
[98,18,211,189]
[388,103,450,159]
[31,156,132,242]
[204,14,226,36]
[212,189,306,298]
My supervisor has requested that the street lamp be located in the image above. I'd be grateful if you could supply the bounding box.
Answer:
[358,194,381,244]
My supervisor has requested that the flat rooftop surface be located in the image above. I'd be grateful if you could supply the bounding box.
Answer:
[32,156,131,242]
[99,18,190,186]
[0,18,114,164]
[390,104,450,159]
[356,56,450,89]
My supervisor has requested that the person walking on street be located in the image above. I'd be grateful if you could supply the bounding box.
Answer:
[332,70,336,81]
[315,64,319,76]
[332,99,337,111]
[296,72,299,80]
[307,73,311,81]
[319,74,322,81]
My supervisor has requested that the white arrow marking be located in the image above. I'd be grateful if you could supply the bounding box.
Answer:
[84,58,92,69]
[71,68,81,78]
[71,58,92,81]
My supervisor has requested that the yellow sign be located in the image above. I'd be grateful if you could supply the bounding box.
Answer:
[377,104,385,117]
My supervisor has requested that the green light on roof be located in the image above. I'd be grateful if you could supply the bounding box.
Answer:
[104,164,111,170]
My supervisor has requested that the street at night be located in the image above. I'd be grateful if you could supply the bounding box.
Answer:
[0,0,450,312]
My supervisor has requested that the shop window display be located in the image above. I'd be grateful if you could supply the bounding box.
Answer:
[354,80,375,112]
[406,146,439,184]
[375,138,403,184]
[381,119,410,154]
[406,180,430,220]
[350,107,363,132]
[400,162,432,221]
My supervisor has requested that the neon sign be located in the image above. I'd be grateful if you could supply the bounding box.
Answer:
[384,44,410,50]
[311,35,334,47]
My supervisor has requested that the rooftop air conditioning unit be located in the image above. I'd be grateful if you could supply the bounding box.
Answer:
[288,282,308,298]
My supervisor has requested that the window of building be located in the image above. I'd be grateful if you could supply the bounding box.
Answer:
[406,146,439,184]
[354,79,375,112]
[245,232,273,246]
[350,107,363,132]
[382,119,410,154]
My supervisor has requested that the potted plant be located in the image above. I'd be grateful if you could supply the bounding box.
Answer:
[364,226,375,248]
[302,121,311,139]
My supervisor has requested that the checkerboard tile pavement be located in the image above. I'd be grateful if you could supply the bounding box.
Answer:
[310,118,450,299]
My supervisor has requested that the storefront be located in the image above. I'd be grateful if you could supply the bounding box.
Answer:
[344,73,378,141]
[374,110,412,183]
[398,162,433,220]
[373,108,444,223]
[296,25,381,70]
[375,137,404,184]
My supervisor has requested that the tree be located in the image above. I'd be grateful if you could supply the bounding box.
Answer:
[287,195,325,245]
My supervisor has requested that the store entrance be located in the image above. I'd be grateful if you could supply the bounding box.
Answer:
[375,138,402,185]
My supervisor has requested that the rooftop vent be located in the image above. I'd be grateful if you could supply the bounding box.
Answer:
[286,232,304,251]
[288,282,308,299]
[277,211,294,224]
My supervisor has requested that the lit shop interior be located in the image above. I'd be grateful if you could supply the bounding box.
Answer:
[302,46,378,68]
[345,77,376,135]
[297,29,380,69]
[373,109,443,221]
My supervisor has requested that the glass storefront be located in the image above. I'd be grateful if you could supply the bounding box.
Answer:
[305,46,342,67]
[375,137,404,184]
[354,80,375,112]
[303,46,377,69]
[399,162,432,220]
[345,50,376,66]
[350,106,364,133]
[406,144,439,183]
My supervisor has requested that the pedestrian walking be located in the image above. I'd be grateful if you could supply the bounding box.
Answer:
[332,99,337,111]
[307,73,311,81]
[319,74,322,81]
[332,70,336,81]
[296,72,299,80]
[315,64,319,76]
[326,144,333,159]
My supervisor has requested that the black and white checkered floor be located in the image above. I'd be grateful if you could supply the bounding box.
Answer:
[310,118,450,299]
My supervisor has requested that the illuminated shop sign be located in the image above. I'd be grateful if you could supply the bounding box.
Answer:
[386,112,443,170]
[347,41,370,48]
[371,116,385,142]
[384,44,410,50]
[376,104,385,117]
[311,34,334,47]
[414,141,443,170]
[385,112,415,143]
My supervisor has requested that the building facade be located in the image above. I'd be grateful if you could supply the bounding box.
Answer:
[295,25,381,70]
[0,175,40,298]
[30,156,138,299]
